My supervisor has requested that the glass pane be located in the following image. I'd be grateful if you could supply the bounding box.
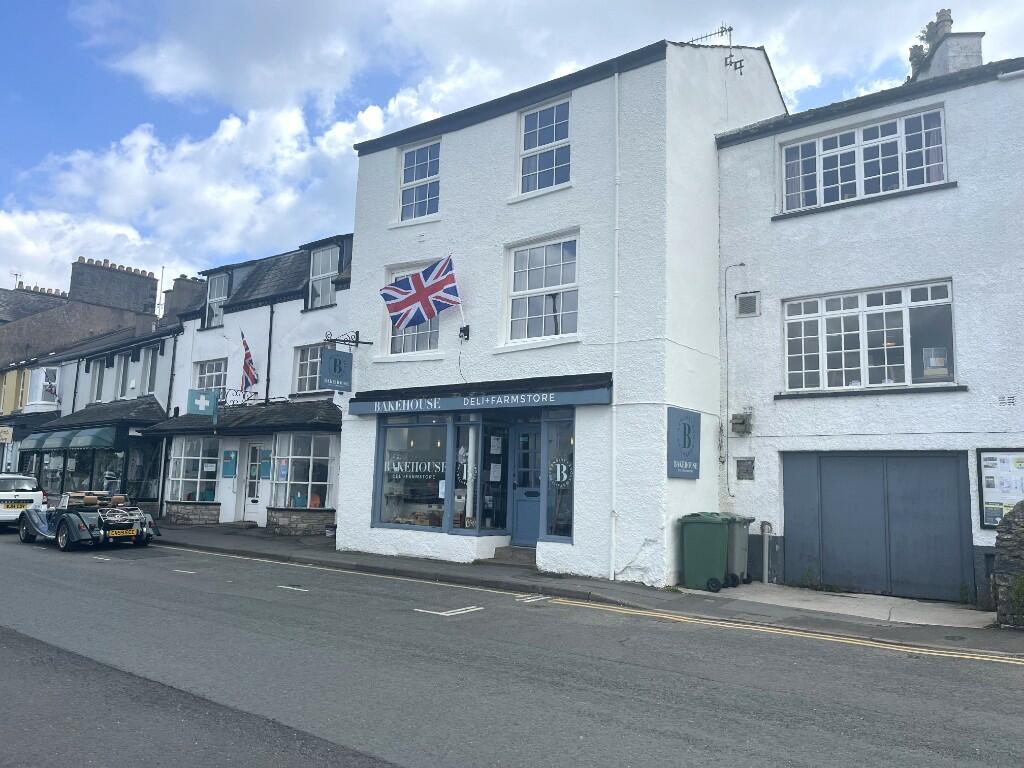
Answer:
[910,304,954,383]
[310,485,328,509]
[378,425,446,527]
[453,423,480,530]
[288,484,309,509]
[313,435,331,457]
[291,458,310,483]
[546,420,574,538]
[292,434,312,457]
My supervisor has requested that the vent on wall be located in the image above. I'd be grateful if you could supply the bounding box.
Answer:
[736,292,760,317]
[996,395,1018,407]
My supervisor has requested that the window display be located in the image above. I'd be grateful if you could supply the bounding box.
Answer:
[168,437,219,501]
[379,416,446,527]
[126,440,161,500]
[545,417,574,538]
[272,433,332,508]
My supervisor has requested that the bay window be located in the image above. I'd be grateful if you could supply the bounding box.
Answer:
[272,433,333,509]
[783,109,946,213]
[784,281,954,392]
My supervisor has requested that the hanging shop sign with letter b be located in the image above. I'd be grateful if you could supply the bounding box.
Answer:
[318,348,353,392]
[667,407,701,479]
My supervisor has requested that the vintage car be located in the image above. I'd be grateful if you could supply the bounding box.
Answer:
[17,491,161,551]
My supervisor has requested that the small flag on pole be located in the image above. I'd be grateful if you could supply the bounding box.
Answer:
[241,331,259,391]
[379,255,461,330]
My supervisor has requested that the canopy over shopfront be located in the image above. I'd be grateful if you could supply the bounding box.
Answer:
[19,396,167,500]
[143,399,344,436]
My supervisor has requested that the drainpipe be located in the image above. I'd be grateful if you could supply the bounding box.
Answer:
[70,359,81,413]
[608,71,621,582]
[761,520,773,584]
[265,302,275,403]
[166,333,179,410]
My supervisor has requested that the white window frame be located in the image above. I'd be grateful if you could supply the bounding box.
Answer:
[115,352,131,399]
[386,265,440,355]
[90,359,105,402]
[271,433,334,509]
[295,344,327,393]
[519,98,571,195]
[28,367,59,405]
[506,236,579,343]
[783,280,955,393]
[781,107,947,213]
[167,436,219,502]
[205,273,229,328]
[399,140,440,221]
[309,245,338,309]
[140,346,158,396]
[195,358,227,396]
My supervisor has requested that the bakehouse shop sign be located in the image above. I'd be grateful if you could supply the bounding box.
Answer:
[348,385,612,415]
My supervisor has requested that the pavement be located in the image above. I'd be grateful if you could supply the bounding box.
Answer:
[152,522,1020,655]
[1,530,1022,768]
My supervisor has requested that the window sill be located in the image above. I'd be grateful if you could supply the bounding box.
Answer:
[772,180,957,221]
[372,521,445,532]
[372,351,446,363]
[507,181,572,205]
[387,214,441,230]
[267,506,335,513]
[301,303,337,314]
[197,325,225,333]
[774,384,967,400]
[167,500,221,506]
[492,335,580,355]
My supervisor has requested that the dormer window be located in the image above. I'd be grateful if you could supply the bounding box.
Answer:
[782,109,946,213]
[309,245,338,309]
[205,273,228,328]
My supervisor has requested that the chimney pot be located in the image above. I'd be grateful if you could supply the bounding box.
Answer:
[77,256,85,262]
[102,259,109,268]
[16,281,23,289]
[935,9,953,40]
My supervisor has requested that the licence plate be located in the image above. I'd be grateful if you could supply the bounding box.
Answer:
[3,502,28,509]
[108,529,135,538]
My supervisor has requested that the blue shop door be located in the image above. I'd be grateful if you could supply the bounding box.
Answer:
[511,424,541,547]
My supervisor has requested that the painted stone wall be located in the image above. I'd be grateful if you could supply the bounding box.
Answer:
[994,501,1024,628]
[165,501,220,526]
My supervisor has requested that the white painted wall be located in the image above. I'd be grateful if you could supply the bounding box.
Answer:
[57,335,177,415]
[341,44,784,585]
[718,75,1024,549]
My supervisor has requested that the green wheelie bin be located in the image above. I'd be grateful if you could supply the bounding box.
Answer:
[722,514,756,587]
[678,512,729,593]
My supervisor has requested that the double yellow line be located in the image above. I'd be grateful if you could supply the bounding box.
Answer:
[551,598,1024,667]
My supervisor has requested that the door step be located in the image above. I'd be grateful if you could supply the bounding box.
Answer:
[484,546,536,567]
[223,521,259,529]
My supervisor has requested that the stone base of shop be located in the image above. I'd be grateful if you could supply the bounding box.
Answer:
[995,501,1024,628]
[267,508,335,536]
[165,501,221,526]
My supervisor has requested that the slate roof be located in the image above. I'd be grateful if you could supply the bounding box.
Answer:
[0,411,61,441]
[143,399,343,436]
[716,56,1024,148]
[33,395,167,431]
[0,289,68,324]
[43,324,179,365]
[223,250,310,312]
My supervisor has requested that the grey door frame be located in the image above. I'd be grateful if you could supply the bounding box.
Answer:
[782,450,975,600]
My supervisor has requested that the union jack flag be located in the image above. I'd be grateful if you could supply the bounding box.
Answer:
[241,331,259,391]
[379,255,461,330]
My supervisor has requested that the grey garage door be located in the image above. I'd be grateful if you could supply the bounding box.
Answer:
[782,452,974,602]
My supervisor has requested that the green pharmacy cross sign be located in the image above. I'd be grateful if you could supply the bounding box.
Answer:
[187,388,221,424]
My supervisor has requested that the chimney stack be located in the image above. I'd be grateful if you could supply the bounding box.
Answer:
[161,274,208,321]
[910,8,985,82]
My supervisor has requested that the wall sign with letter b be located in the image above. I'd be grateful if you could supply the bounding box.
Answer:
[318,348,353,392]
[667,407,701,479]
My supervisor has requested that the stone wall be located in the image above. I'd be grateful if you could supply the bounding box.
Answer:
[267,508,335,537]
[994,501,1024,628]
[165,502,220,526]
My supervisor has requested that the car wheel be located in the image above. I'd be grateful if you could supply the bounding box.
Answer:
[18,516,36,543]
[56,521,74,552]
[133,537,149,547]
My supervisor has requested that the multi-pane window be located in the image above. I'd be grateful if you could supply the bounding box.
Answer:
[141,347,158,396]
[784,281,954,392]
[391,317,439,354]
[509,238,578,341]
[295,344,326,392]
[272,433,333,509]
[783,109,946,212]
[195,358,227,396]
[520,101,570,194]
[115,353,130,398]
[167,437,219,502]
[309,245,337,309]
[205,273,228,328]
[400,142,440,220]
[28,367,59,405]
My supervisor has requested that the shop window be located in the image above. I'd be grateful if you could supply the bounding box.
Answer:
[95,449,126,495]
[126,441,160,500]
[64,450,95,492]
[378,415,446,527]
[272,433,333,508]
[168,437,219,501]
[40,452,64,498]
[452,422,480,530]
[544,417,574,538]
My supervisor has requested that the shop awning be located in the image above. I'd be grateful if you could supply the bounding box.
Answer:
[41,430,78,450]
[143,399,343,436]
[68,426,116,449]
[19,432,48,451]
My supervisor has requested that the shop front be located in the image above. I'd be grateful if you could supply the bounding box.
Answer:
[347,374,611,557]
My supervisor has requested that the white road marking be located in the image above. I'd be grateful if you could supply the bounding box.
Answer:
[414,606,485,617]
[93,556,111,561]
[172,569,197,574]
[276,585,309,592]
[516,595,551,603]
[33,546,47,550]
[155,544,516,596]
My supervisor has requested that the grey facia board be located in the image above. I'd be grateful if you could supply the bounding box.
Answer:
[667,407,700,479]
[318,348,353,392]
[349,385,611,415]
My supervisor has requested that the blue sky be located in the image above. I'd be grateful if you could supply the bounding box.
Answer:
[0,1,1019,294]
